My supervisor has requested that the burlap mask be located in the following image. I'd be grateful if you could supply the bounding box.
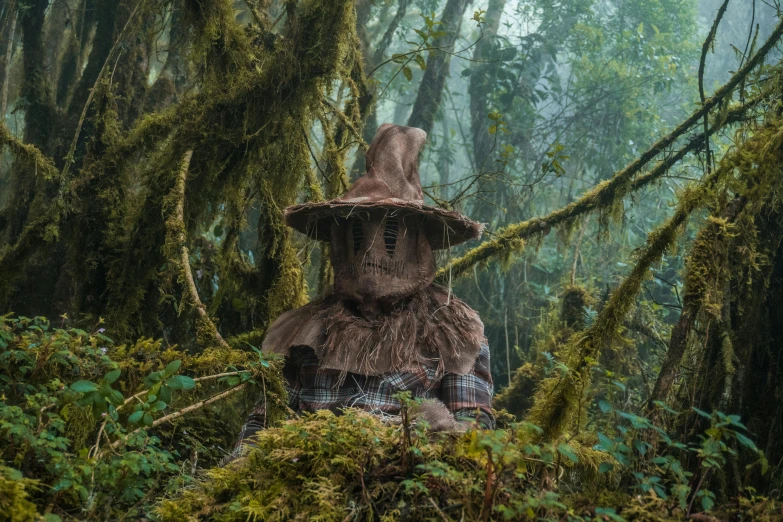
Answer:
[331,211,435,304]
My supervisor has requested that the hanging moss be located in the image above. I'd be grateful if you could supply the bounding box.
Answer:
[0,0,363,345]
[495,286,594,419]
[560,285,592,331]
[0,466,41,522]
[525,162,727,439]
[436,56,781,283]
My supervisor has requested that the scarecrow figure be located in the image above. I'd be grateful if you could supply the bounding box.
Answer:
[236,124,493,447]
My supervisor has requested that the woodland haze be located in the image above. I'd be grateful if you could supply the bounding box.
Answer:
[0,0,782,520]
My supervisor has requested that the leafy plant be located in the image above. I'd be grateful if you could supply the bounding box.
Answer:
[593,398,767,515]
[0,315,284,520]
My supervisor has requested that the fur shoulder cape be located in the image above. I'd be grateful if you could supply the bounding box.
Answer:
[261,285,486,377]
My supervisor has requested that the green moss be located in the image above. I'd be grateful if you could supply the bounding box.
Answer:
[0,0,363,343]
[0,466,41,522]
[156,410,605,522]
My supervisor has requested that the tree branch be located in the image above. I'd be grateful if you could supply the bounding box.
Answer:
[699,0,731,174]
[0,124,60,180]
[526,162,727,439]
[169,150,231,350]
[437,20,780,281]
[109,383,248,450]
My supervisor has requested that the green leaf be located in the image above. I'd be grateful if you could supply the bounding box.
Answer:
[108,389,125,406]
[653,485,667,499]
[760,453,769,475]
[692,407,712,419]
[727,415,745,428]
[164,360,182,377]
[166,375,195,390]
[128,411,144,424]
[70,380,98,393]
[143,413,153,426]
[598,462,614,473]
[152,401,167,412]
[598,400,613,413]
[701,495,714,511]
[734,432,758,451]
[414,54,426,70]
[95,333,114,344]
[159,386,172,403]
[402,66,412,81]
[221,376,240,387]
[103,369,121,384]
[595,507,626,522]
[652,400,679,414]
[617,410,650,429]
[557,443,579,463]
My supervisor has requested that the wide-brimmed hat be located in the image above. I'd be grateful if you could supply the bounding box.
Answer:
[285,123,483,249]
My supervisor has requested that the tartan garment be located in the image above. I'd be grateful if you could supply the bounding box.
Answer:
[237,343,494,444]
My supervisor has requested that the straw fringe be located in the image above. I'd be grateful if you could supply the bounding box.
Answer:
[262,285,485,378]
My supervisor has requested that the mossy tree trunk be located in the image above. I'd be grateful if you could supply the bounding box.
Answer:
[0,0,365,345]
[407,0,473,137]
[468,0,505,200]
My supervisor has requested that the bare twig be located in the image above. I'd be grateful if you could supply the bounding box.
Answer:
[60,0,148,185]
[169,149,231,350]
[109,383,248,450]
[698,0,731,173]
[91,370,251,457]
[428,497,452,522]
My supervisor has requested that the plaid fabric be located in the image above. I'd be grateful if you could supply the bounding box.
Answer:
[237,343,494,445]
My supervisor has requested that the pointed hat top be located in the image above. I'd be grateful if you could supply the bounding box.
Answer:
[285,124,482,249]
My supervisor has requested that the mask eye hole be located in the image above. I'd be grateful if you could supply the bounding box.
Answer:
[352,220,363,255]
[384,217,399,257]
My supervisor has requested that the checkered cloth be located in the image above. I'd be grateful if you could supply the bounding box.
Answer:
[236,343,494,445]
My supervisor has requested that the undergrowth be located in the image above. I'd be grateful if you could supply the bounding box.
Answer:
[0,314,285,521]
[0,316,779,521]
[156,403,776,522]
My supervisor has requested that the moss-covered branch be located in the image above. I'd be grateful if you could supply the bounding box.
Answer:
[526,109,783,440]
[647,197,744,408]
[437,15,783,279]
[0,124,60,180]
[525,164,727,440]
[649,112,783,411]
[164,149,231,350]
[437,96,760,280]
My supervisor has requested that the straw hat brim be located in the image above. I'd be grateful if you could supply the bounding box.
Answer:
[284,198,483,250]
